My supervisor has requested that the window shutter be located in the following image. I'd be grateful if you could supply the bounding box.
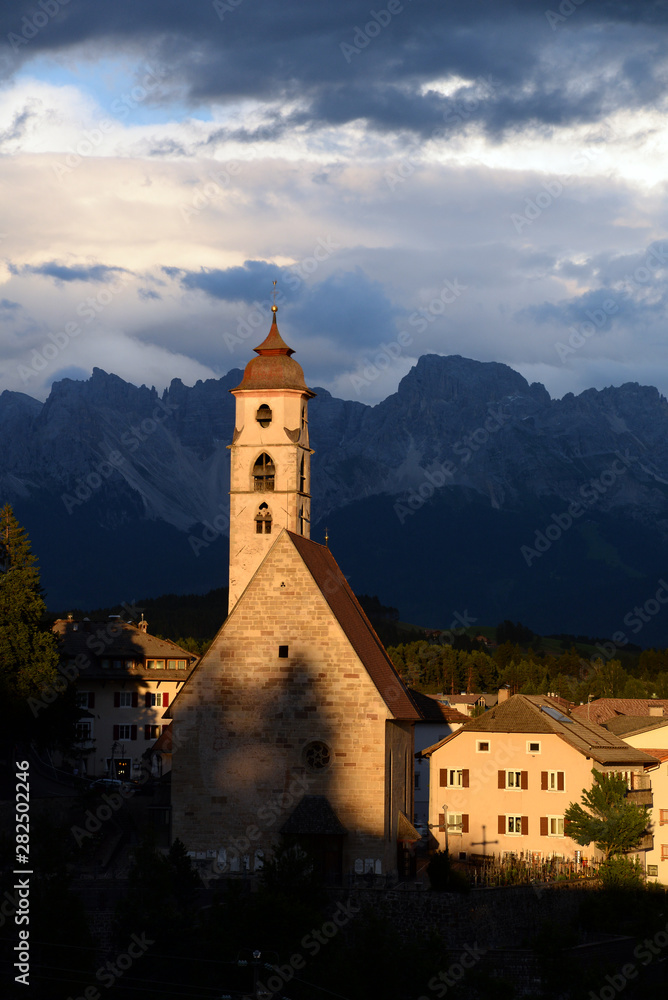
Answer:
[440,769,447,787]
[498,770,505,788]
[462,769,469,788]
[88,692,95,709]
[498,815,505,835]
[144,726,151,740]
[145,693,151,708]
[521,770,528,790]
[521,816,528,836]
[113,725,119,740]
[461,814,469,834]
[130,725,137,741]
[541,771,548,790]
[540,816,548,836]
[557,772,565,791]
[114,692,120,708]
[438,813,445,831]
[162,692,169,707]
[131,692,138,708]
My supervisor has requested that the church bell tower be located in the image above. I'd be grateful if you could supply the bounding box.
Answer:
[227,299,315,610]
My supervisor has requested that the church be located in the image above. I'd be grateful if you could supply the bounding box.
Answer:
[170,300,421,881]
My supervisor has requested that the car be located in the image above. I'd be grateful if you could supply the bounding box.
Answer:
[88,777,125,790]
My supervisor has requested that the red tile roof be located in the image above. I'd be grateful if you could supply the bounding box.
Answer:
[419,694,658,766]
[571,699,668,725]
[288,532,420,721]
[637,747,668,762]
[408,689,470,723]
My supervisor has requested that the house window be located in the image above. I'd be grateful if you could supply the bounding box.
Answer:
[101,659,110,669]
[542,770,565,791]
[278,645,289,658]
[253,453,275,491]
[439,813,469,833]
[527,741,541,754]
[112,660,122,669]
[255,502,272,534]
[660,810,668,826]
[500,770,528,790]
[113,724,136,741]
[548,816,564,837]
[503,815,527,835]
[648,865,659,877]
[439,768,469,788]
[75,721,93,742]
[176,659,186,669]
[661,845,668,861]
[145,692,169,708]
[76,692,95,709]
[506,770,525,789]
[118,692,133,708]
[145,725,161,740]
[256,404,272,428]
[304,741,331,771]
[476,741,490,753]
[146,659,165,669]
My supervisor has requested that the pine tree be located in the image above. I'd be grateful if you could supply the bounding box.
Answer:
[0,504,61,746]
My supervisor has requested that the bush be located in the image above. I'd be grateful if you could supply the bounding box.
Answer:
[598,855,644,891]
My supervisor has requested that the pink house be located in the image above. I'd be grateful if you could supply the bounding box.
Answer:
[419,694,657,862]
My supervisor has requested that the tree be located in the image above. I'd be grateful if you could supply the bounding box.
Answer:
[0,504,65,748]
[564,769,650,860]
[0,504,59,694]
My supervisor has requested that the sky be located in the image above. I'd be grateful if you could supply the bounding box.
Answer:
[1,0,668,405]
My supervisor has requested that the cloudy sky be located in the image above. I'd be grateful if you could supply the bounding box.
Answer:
[1,0,667,405]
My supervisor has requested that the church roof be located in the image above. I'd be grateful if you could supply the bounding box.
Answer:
[232,311,314,395]
[288,532,420,721]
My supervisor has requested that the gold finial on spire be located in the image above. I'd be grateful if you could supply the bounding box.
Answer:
[271,280,278,314]
[324,526,329,548]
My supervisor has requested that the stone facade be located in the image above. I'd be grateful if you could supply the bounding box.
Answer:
[171,530,417,878]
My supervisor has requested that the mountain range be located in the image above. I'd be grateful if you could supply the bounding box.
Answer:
[3,354,668,645]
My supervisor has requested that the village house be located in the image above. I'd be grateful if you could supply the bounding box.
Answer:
[169,305,421,881]
[409,690,468,827]
[600,714,668,881]
[419,694,657,864]
[52,616,197,779]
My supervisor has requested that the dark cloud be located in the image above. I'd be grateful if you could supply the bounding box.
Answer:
[166,260,285,304]
[2,1,668,138]
[9,262,128,283]
[0,298,20,311]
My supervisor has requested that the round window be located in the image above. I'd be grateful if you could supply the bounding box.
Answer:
[303,740,331,771]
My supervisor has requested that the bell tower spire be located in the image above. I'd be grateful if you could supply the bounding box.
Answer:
[227,293,315,611]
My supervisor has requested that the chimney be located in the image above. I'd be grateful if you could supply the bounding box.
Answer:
[138,615,148,634]
[498,685,510,704]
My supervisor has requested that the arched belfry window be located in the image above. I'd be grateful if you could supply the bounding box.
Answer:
[299,455,306,493]
[256,404,272,428]
[253,453,275,491]
[255,502,272,534]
